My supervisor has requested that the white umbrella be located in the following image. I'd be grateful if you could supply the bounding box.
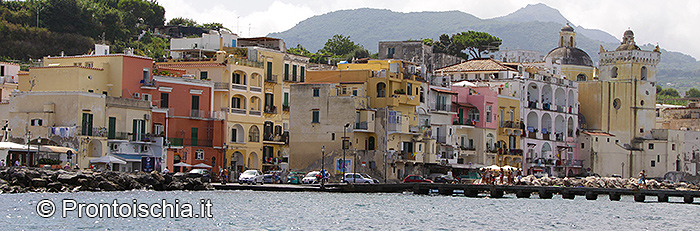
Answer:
[452,81,477,87]
[192,163,212,168]
[480,165,501,171]
[89,155,127,165]
[173,162,192,167]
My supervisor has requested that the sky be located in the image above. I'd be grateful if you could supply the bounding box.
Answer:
[160,0,700,60]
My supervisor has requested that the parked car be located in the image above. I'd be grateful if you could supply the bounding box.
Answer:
[187,169,211,183]
[287,172,305,184]
[402,175,433,183]
[343,173,377,184]
[302,171,321,184]
[239,170,264,184]
[434,174,458,184]
[263,173,282,184]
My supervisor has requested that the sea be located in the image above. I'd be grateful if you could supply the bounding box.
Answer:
[0,190,697,230]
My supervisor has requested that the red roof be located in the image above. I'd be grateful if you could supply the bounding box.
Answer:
[431,88,458,95]
[31,65,104,71]
[582,131,615,137]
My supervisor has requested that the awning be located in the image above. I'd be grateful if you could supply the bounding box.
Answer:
[0,142,37,151]
[113,154,145,162]
[173,162,192,167]
[40,145,77,154]
[431,88,458,95]
[449,163,485,169]
[89,155,127,165]
[192,163,212,168]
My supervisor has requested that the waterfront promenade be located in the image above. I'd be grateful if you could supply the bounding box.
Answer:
[212,183,700,204]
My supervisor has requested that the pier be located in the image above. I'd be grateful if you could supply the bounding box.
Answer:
[213,183,700,204]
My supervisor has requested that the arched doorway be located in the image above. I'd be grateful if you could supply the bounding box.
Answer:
[173,154,182,172]
[231,151,244,174]
[368,136,375,150]
[248,152,259,169]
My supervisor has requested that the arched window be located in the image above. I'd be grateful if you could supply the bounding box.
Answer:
[232,72,246,85]
[249,125,260,142]
[641,66,647,80]
[576,74,587,81]
[611,67,618,78]
[376,82,386,97]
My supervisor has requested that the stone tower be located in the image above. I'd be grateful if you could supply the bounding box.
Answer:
[597,29,661,141]
[544,23,595,81]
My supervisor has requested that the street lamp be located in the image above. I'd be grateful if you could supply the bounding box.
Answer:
[321,145,325,188]
[353,148,357,181]
[342,123,350,182]
[37,136,42,162]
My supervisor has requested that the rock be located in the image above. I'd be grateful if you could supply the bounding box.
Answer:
[31,178,48,187]
[47,182,63,191]
[97,181,118,191]
[57,173,79,185]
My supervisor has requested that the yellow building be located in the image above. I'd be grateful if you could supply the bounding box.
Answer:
[579,30,663,177]
[496,95,522,168]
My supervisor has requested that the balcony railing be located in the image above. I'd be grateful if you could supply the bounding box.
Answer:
[190,109,208,118]
[232,84,247,91]
[140,79,156,88]
[355,121,369,130]
[264,105,277,114]
[434,104,451,112]
[555,133,564,141]
[565,159,584,167]
[78,126,108,137]
[282,104,289,112]
[528,101,538,109]
[250,110,261,116]
[501,121,521,129]
[229,57,264,68]
[229,107,246,115]
[453,120,474,126]
[250,87,262,92]
[437,135,447,143]
[265,75,277,83]
[460,145,476,151]
[214,82,230,90]
[166,137,212,147]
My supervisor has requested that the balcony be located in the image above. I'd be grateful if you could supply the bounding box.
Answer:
[166,137,212,147]
[231,84,247,91]
[460,145,476,151]
[501,121,521,129]
[565,159,584,167]
[355,121,369,130]
[249,110,261,116]
[230,108,246,115]
[542,133,550,140]
[265,75,277,83]
[229,57,264,68]
[110,132,131,140]
[140,79,157,89]
[528,101,538,109]
[453,119,474,126]
[78,126,108,137]
[264,105,277,114]
[555,133,564,141]
[433,103,451,112]
[250,86,262,92]
[527,132,537,139]
[282,104,289,112]
[214,82,230,90]
[437,135,447,143]
[263,134,287,143]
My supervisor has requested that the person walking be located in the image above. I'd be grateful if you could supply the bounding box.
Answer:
[638,170,646,189]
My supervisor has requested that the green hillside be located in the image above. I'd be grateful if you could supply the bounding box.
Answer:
[269,6,700,92]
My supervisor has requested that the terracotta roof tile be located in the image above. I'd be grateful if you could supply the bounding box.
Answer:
[436,58,516,72]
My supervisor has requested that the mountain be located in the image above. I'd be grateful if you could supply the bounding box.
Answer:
[268,4,700,92]
[495,3,619,44]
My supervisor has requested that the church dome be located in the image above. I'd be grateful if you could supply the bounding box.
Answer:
[545,47,594,67]
[616,29,641,51]
[561,24,574,32]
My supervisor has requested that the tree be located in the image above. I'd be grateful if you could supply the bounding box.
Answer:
[287,44,311,56]
[656,85,663,94]
[686,88,700,98]
[319,34,359,56]
[451,31,502,59]
[167,17,198,27]
[346,47,369,62]
[659,88,680,98]
[202,22,227,31]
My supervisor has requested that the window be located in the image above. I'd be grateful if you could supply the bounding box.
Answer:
[195,149,204,160]
[641,66,647,80]
[312,110,320,123]
[190,127,198,146]
[284,64,289,81]
[249,126,259,142]
[672,143,676,151]
[613,98,621,110]
[81,113,93,136]
[143,68,150,83]
[292,65,298,81]
[407,83,412,95]
[576,74,587,81]
[232,72,244,85]
[376,83,386,97]
[648,143,654,150]
[232,97,241,109]
[581,143,585,149]
[611,67,618,78]
[133,119,145,141]
[342,87,347,95]
[0,66,4,76]
[283,92,289,107]
[108,117,116,139]
[313,88,320,97]
[200,71,208,80]
[651,160,656,167]
[331,133,335,140]
[486,105,492,123]
[30,119,43,126]
[154,123,164,136]
[352,88,358,96]
[468,108,480,122]
[266,62,273,80]
[300,66,305,82]
[231,128,238,143]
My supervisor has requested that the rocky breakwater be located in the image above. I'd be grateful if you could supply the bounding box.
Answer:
[519,175,700,191]
[0,167,213,193]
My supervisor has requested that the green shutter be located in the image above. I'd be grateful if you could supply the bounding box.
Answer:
[266,62,273,80]
[284,64,289,80]
[108,117,116,139]
[300,66,305,82]
[283,92,289,106]
[132,119,138,141]
[191,127,198,146]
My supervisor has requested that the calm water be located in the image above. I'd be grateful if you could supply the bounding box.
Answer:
[0,190,697,230]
